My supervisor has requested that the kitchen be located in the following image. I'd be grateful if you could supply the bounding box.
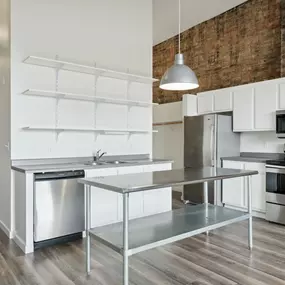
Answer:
[1,0,285,284]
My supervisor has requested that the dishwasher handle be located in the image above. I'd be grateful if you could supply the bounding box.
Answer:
[35,170,85,181]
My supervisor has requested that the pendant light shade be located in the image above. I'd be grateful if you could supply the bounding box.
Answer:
[159,0,199,91]
[159,54,199,91]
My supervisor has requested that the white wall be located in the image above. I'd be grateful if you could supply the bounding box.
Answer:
[11,0,153,159]
[153,102,184,192]
[0,0,153,238]
[240,132,284,153]
[153,124,184,169]
[153,102,184,169]
[153,0,247,45]
[0,0,12,237]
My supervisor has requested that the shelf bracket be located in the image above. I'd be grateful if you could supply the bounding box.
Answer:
[55,55,61,140]
[94,62,99,141]
[55,129,64,141]
[126,74,131,131]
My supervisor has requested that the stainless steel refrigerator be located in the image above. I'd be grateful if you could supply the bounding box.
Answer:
[183,114,240,205]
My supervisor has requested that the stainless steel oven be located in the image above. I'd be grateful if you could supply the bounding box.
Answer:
[276,110,285,138]
[266,164,285,224]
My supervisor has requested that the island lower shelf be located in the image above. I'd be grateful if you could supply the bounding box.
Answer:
[90,204,249,256]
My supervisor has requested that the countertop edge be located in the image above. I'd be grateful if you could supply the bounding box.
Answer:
[221,157,268,163]
[78,168,259,194]
[11,160,174,174]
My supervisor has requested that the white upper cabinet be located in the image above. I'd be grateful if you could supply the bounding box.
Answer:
[197,88,233,115]
[197,92,213,114]
[233,81,277,132]
[254,82,276,130]
[233,87,254,131]
[213,89,233,112]
[183,94,197,117]
[197,77,285,131]
[277,80,285,110]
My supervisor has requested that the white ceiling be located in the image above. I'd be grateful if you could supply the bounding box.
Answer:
[153,0,248,45]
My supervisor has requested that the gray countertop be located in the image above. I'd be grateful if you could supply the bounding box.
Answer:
[221,156,269,163]
[11,159,173,173]
[221,152,284,163]
[78,167,258,194]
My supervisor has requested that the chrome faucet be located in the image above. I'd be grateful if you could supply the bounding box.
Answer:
[94,149,107,162]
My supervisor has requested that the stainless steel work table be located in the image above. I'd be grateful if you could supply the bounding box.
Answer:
[78,167,258,285]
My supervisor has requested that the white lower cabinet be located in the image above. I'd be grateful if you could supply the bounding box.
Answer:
[85,163,173,228]
[222,160,266,213]
[85,168,118,228]
[117,166,144,220]
[222,161,245,208]
[143,163,172,215]
[244,162,266,213]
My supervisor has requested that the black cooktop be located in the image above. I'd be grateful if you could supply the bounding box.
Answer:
[266,159,285,166]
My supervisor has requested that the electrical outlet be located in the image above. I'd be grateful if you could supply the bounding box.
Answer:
[2,76,5,85]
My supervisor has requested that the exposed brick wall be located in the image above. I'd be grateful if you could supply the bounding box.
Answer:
[281,0,285,77]
[153,0,281,104]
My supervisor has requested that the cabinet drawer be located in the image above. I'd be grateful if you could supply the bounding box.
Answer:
[244,162,265,174]
[266,203,285,224]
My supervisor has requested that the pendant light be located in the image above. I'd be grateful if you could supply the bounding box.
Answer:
[159,0,199,91]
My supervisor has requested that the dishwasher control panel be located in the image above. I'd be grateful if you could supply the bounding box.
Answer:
[34,170,85,181]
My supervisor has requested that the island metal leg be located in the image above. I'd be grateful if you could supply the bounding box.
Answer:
[203,181,209,236]
[85,185,91,274]
[247,176,253,250]
[123,193,129,285]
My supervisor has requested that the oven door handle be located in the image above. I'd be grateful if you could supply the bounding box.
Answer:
[266,166,285,174]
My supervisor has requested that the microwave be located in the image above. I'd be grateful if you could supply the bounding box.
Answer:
[276,110,285,138]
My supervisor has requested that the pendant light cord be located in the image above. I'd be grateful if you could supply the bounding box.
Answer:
[179,0,181,54]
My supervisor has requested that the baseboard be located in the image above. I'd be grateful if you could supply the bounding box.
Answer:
[13,234,34,254]
[0,220,13,239]
[224,205,266,219]
[252,211,266,219]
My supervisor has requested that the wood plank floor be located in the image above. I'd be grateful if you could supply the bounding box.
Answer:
[1,198,285,285]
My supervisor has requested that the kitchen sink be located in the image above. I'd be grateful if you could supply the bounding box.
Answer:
[84,161,108,166]
[105,160,129,165]
[84,160,131,166]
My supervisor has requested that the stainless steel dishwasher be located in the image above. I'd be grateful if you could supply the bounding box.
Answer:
[34,170,85,248]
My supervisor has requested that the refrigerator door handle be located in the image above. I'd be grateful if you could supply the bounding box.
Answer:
[210,124,215,166]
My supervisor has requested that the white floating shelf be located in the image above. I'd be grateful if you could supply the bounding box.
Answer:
[22,89,158,107]
[22,126,158,134]
[23,56,158,84]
